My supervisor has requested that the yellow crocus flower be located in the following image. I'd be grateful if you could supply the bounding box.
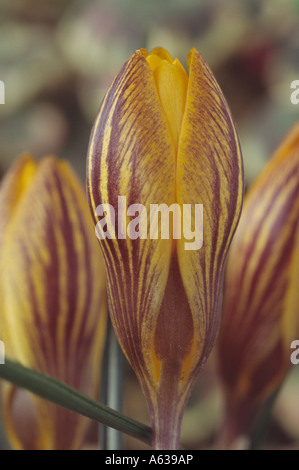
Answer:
[0,155,107,450]
[217,123,299,449]
[87,47,243,449]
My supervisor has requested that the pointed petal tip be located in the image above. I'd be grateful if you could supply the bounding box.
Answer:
[15,152,35,165]
[272,120,299,162]
[147,47,174,62]
[137,48,148,57]
[187,47,201,68]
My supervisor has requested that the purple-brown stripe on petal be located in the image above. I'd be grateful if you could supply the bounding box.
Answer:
[0,156,107,449]
[87,47,244,450]
[176,48,243,376]
[217,125,299,449]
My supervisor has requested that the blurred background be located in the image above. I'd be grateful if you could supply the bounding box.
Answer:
[0,0,299,450]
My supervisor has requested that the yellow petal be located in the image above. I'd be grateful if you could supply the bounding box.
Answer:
[0,155,107,449]
[147,47,174,63]
[146,48,188,151]
[87,50,175,391]
[176,48,243,380]
[218,123,299,410]
[151,59,188,149]
[0,155,37,344]
[87,47,244,450]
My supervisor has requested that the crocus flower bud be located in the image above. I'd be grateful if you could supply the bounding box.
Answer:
[0,155,107,450]
[87,47,243,449]
[217,123,299,449]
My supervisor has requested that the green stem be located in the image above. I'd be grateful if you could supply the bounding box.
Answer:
[101,319,125,450]
[0,358,151,446]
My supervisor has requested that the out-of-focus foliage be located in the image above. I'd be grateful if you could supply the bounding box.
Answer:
[0,0,299,450]
[1,0,299,182]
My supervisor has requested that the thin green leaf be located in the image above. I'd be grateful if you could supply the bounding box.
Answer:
[0,358,151,446]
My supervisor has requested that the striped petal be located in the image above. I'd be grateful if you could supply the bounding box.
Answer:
[217,123,299,448]
[0,155,36,345]
[87,50,176,387]
[87,48,243,449]
[176,47,243,382]
[0,155,107,450]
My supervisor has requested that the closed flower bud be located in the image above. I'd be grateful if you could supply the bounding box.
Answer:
[87,47,243,449]
[0,155,107,450]
[217,123,299,449]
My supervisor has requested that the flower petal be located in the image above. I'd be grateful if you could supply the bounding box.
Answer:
[218,123,299,406]
[0,155,37,343]
[87,47,244,450]
[1,156,107,449]
[87,50,178,391]
[176,48,243,378]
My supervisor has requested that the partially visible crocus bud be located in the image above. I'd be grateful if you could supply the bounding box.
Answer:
[87,47,243,449]
[217,123,299,449]
[0,155,107,450]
